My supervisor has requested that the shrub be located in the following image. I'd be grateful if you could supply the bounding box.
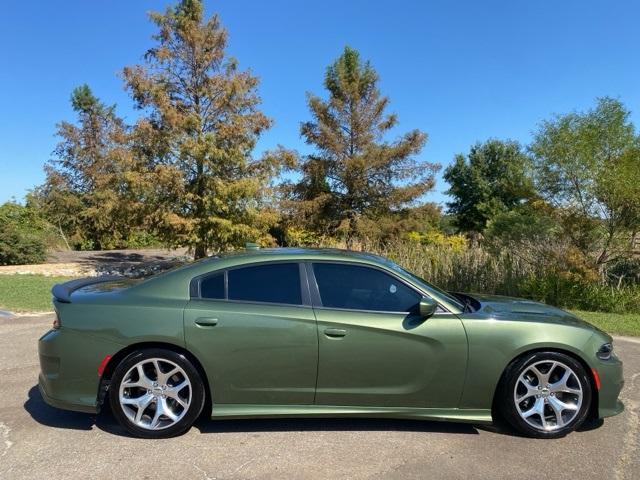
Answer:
[0,202,51,265]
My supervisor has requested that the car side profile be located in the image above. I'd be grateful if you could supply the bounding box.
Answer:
[38,247,624,438]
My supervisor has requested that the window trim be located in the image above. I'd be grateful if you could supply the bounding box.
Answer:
[306,260,451,315]
[190,260,311,307]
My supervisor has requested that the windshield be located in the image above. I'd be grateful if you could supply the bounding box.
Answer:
[383,260,466,311]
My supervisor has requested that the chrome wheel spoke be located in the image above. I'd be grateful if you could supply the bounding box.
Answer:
[522,397,545,418]
[150,400,165,428]
[516,379,539,402]
[529,365,548,385]
[161,399,179,422]
[133,395,155,423]
[549,370,581,395]
[157,366,180,385]
[119,357,192,431]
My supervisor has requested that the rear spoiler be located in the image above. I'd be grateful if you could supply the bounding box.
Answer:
[51,276,122,303]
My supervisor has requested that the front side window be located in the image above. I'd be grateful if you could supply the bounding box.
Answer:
[228,263,302,305]
[313,263,421,312]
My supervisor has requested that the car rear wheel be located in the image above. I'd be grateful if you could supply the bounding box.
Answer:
[499,351,592,438]
[109,348,205,438]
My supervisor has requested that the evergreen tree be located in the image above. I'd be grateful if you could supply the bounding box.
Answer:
[124,0,280,258]
[288,46,438,244]
[39,84,139,249]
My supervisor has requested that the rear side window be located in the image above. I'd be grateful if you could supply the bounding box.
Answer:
[228,263,302,305]
[200,272,225,299]
[313,263,421,312]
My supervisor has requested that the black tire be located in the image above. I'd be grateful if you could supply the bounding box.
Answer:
[498,351,592,439]
[109,348,206,438]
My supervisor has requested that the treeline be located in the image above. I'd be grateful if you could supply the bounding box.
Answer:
[2,0,639,312]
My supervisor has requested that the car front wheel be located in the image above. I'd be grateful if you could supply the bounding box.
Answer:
[499,351,592,438]
[109,348,205,438]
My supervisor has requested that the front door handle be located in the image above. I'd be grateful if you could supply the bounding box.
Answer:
[195,317,219,327]
[324,328,347,338]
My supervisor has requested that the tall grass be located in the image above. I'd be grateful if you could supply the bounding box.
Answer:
[331,239,640,314]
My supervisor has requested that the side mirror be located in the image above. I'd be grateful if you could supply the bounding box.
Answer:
[419,296,438,318]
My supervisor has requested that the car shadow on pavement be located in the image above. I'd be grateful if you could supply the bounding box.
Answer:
[24,386,123,435]
[194,417,480,435]
[25,385,482,437]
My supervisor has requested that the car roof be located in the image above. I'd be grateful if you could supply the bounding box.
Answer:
[203,247,389,265]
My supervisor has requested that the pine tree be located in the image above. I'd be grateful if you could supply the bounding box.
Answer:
[289,46,439,244]
[39,84,139,249]
[123,0,279,258]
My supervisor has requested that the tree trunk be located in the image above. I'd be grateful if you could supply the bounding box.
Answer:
[194,242,207,259]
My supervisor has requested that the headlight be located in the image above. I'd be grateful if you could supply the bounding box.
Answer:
[596,342,613,360]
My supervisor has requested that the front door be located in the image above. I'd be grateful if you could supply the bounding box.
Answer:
[310,262,467,408]
[184,262,318,405]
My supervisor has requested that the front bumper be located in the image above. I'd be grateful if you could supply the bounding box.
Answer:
[596,354,625,418]
[38,328,123,414]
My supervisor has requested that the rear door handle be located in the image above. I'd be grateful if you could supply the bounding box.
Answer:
[324,328,347,338]
[195,317,219,327]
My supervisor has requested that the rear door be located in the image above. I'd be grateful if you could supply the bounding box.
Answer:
[184,262,318,405]
[309,261,467,408]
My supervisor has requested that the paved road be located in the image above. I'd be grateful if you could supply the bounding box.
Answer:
[1,314,638,480]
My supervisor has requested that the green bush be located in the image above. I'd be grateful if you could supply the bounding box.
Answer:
[0,202,51,265]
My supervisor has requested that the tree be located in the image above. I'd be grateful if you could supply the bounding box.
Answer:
[39,85,140,250]
[123,0,280,258]
[287,46,439,244]
[444,139,534,233]
[530,97,640,267]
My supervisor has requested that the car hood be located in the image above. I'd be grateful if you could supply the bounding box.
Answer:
[466,293,596,330]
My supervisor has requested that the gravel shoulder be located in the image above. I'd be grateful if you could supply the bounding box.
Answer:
[0,314,638,480]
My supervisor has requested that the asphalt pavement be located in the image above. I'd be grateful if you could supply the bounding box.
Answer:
[0,314,638,479]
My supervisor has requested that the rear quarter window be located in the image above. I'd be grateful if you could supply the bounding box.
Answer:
[228,263,302,305]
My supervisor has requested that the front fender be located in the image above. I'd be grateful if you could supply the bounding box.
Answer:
[458,317,594,410]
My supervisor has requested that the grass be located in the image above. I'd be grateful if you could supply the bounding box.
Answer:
[570,310,640,337]
[0,274,637,336]
[0,274,76,312]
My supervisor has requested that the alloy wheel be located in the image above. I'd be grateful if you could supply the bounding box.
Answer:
[513,360,583,431]
[118,357,192,430]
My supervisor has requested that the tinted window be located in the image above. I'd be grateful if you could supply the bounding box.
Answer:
[228,263,302,305]
[313,263,421,312]
[200,272,225,299]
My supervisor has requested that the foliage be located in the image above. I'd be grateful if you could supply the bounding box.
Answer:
[484,202,559,246]
[406,230,467,253]
[286,46,439,244]
[520,274,640,314]
[350,238,640,314]
[123,0,284,258]
[38,84,144,250]
[530,97,640,267]
[444,139,534,233]
[0,202,53,265]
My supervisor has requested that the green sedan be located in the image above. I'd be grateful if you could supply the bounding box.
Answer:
[39,247,624,438]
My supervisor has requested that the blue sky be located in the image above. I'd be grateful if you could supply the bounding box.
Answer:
[1,0,639,206]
